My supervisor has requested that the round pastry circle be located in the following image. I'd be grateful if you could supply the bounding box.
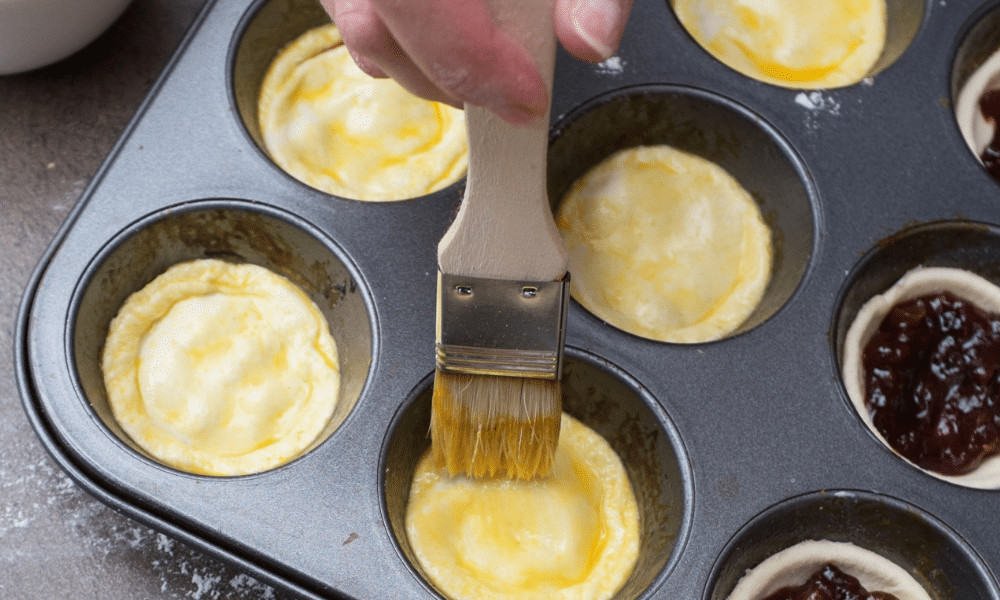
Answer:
[727,540,930,600]
[102,259,340,476]
[673,0,886,89]
[405,413,640,600]
[841,266,1000,489]
[258,24,467,201]
[955,47,1000,162]
[556,144,772,344]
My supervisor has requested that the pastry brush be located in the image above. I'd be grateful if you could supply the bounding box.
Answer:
[431,0,569,480]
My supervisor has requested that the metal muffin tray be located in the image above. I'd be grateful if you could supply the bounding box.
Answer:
[15,0,1000,597]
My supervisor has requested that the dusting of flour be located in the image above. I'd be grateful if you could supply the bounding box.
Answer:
[595,55,625,76]
[794,91,844,131]
[1,456,278,598]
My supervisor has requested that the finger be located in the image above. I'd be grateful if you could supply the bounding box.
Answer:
[371,0,547,123]
[332,0,459,105]
[325,0,387,77]
[554,0,633,62]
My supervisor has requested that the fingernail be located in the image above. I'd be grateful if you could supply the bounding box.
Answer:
[571,0,621,60]
[346,47,386,78]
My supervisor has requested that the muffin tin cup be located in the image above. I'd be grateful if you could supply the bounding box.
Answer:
[380,348,693,600]
[705,490,999,599]
[952,1,1000,103]
[230,0,467,202]
[70,199,374,475]
[833,220,1000,489]
[952,1,1000,180]
[15,0,1000,597]
[666,0,926,89]
[547,84,819,341]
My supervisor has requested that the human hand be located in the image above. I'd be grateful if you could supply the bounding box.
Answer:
[319,0,633,123]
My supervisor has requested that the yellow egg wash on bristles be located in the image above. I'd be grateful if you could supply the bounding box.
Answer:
[431,372,560,480]
[257,24,467,200]
[408,413,640,600]
[673,0,887,88]
[556,145,772,343]
[101,259,340,476]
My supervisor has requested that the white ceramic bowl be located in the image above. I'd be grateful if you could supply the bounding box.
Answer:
[0,0,133,75]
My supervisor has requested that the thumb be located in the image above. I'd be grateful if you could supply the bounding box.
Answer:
[554,0,633,62]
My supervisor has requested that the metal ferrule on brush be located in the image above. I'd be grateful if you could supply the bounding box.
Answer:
[436,271,569,380]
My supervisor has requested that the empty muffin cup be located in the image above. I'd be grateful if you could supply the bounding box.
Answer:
[70,199,373,475]
[229,0,467,201]
[705,490,998,599]
[547,85,817,343]
[833,220,1000,488]
[668,0,924,89]
[380,348,692,599]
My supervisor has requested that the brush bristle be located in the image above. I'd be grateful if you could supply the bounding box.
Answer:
[430,371,561,480]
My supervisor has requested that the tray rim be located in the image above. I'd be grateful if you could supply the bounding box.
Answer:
[14,0,343,597]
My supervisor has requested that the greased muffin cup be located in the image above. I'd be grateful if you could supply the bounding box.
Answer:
[14,0,1000,598]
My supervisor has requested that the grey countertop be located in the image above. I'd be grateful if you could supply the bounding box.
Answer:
[1,2,285,597]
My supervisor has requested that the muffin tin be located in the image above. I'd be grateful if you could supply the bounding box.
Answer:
[14,0,1000,597]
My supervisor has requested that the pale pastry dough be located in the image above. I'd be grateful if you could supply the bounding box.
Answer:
[258,24,467,201]
[842,266,1000,489]
[102,259,340,476]
[673,0,886,88]
[405,413,640,600]
[556,145,772,343]
[728,540,931,599]
[955,47,1000,160]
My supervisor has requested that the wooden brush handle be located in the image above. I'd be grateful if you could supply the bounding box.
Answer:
[437,0,567,282]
